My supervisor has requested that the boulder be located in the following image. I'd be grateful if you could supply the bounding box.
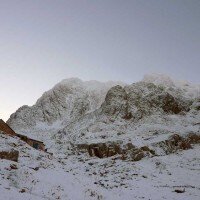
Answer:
[187,133,200,144]
[0,150,19,162]
[153,134,193,155]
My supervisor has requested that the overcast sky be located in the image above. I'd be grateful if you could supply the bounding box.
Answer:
[0,0,200,121]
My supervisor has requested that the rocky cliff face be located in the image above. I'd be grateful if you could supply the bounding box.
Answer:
[102,81,192,121]
[101,85,129,118]
[7,75,200,155]
[62,80,195,144]
[7,78,125,131]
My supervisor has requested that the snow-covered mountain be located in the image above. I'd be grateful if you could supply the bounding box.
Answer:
[7,78,126,130]
[1,74,200,200]
[7,75,199,135]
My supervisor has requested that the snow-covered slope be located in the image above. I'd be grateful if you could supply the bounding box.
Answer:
[1,131,200,200]
[0,132,117,200]
[2,75,200,199]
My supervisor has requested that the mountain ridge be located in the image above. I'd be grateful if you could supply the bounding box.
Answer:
[2,74,200,200]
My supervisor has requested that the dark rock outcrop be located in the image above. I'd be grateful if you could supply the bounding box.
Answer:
[152,133,200,155]
[77,142,154,161]
[126,82,190,119]
[77,133,200,161]
[101,85,131,119]
[190,97,200,111]
[187,133,200,144]
[100,82,190,123]
[0,150,19,162]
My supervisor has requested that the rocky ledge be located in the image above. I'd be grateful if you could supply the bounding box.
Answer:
[76,133,200,161]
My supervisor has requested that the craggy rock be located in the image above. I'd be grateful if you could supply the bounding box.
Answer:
[77,142,154,161]
[101,85,131,119]
[101,83,189,122]
[77,142,122,158]
[0,150,19,162]
[0,119,16,136]
[187,133,200,144]
[88,143,121,158]
[167,134,192,150]
[190,97,200,111]
[8,78,124,129]
[152,134,194,155]
[132,151,145,161]
[160,93,187,114]
[76,144,89,153]
[126,82,190,120]
[77,133,200,161]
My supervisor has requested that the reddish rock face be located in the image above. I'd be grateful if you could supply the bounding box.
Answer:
[0,119,16,136]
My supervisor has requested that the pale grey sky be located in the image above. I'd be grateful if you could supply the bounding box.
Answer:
[0,0,200,121]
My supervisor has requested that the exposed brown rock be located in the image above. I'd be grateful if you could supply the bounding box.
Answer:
[0,119,16,136]
[187,133,200,144]
[141,146,155,155]
[77,142,154,161]
[0,150,19,162]
[161,93,188,114]
[76,133,200,162]
[19,189,26,193]
[152,133,200,155]
[88,143,109,158]
[132,151,145,161]
[77,144,89,153]
[166,134,192,151]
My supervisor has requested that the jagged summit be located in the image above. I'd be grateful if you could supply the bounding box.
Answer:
[142,74,194,86]
[143,74,200,98]
[7,75,199,134]
[143,74,176,87]
[7,78,126,131]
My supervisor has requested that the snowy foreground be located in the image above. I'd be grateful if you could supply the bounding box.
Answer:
[1,75,200,199]
[0,132,200,200]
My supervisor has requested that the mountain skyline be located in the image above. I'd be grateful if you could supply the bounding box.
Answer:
[2,74,200,121]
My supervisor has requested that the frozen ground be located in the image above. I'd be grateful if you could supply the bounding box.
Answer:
[0,132,200,200]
